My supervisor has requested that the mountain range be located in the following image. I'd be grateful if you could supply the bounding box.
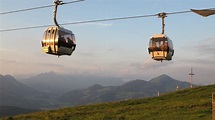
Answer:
[0,74,49,109]
[19,72,124,96]
[0,73,192,117]
[58,74,191,106]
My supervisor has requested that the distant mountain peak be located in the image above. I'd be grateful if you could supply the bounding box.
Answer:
[158,74,171,78]
[4,75,16,80]
[120,79,149,92]
[91,84,103,87]
[0,74,42,99]
[0,74,3,77]
[149,74,175,84]
[127,79,147,83]
[0,74,17,83]
[88,84,104,91]
[37,71,57,77]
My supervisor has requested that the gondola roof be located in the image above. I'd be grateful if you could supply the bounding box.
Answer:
[150,34,168,38]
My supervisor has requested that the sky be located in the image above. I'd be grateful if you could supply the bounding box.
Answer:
[0,0,215,85]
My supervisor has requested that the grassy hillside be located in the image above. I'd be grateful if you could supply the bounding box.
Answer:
[0,106,39,117]
[2,84,214,120]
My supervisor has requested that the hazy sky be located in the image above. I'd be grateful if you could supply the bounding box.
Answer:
[0,0,215,85]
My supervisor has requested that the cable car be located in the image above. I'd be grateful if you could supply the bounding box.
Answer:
[148,34,174,61]
[41,0,76,56]
[42,26,76,56]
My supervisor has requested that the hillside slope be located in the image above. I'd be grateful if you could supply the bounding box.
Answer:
[2,84,214,120]
[0,75,46,109]
[0,106,39,117]
[20,72,124,96]
[58,74,191,106]
[0,74,56,109]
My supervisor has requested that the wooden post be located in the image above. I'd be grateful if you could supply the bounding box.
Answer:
[213,93,215,120]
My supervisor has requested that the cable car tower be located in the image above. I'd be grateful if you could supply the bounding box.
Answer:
[148,13,174,62]
[189,67,194,88]
[41,0,76,57]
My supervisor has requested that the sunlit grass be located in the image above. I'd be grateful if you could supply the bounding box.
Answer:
[1,84,214,120]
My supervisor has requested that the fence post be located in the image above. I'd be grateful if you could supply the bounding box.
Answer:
[213,93,215,120]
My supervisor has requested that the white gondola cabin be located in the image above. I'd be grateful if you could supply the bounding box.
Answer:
[148,34,174,61]
[42,26,76,56]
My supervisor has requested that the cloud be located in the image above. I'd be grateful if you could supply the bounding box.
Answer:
[192,37,215,56]
[0,58,65,68]
[177,58,215,71]
[129,60,174,70]
[78,52,95,57]
[0,59,32,65]
[107,48,115,51]
[177,38,215,66]
[38,63,65,68]
[0,59,17,64]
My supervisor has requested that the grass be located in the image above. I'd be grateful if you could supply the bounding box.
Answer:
[1,84,214,120]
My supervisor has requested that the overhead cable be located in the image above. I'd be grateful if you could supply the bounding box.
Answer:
[0,14,158,32]
[166,10,191,15]
[0,0,85,15]
[60,14,158,25]
[1,8,215,32]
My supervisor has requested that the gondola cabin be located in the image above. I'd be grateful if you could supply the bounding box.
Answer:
[42,26,76,56]
[148,34,174,61]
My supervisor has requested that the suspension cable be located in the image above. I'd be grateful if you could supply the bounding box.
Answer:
[1,8,215,32]
[0,0,85,15]
[0,14,157,32]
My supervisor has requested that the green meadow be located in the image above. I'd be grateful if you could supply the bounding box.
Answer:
[2,84,214,120]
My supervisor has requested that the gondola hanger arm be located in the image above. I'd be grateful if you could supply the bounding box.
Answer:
[157,12,167,34]
[53,0,64,27]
